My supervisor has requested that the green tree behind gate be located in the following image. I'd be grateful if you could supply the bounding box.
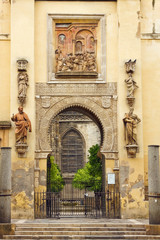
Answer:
[47,155,65,192]
[73,144,102,192]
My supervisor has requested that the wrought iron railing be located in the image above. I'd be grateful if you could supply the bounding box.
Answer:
[34,188,120,219]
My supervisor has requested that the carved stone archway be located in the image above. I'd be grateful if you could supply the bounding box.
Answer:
[35,85,118,160]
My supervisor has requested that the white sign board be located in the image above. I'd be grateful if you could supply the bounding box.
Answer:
[108,173,115,185]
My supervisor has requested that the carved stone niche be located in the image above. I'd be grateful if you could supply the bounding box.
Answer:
[55,22,98,78]
[15,143,28,158]
[126,145,138,158]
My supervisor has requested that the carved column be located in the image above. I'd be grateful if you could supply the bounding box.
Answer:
[0,147,11,223]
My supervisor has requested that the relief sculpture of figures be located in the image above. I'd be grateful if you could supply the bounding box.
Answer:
[11,106,32,144]
[55,23,98,77]
[123,107,141,145]
[56,51,97,73]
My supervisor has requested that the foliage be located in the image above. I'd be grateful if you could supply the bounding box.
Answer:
[47,155,65,192]
[73,144,102,192]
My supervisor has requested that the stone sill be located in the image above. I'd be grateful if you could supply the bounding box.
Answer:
[55,71,98,78]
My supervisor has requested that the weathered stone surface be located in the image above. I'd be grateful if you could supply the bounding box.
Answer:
[146,225,160,235]
[0,224,15,238]
[12,168,33,199]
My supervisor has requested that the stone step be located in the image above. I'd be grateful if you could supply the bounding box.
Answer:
[14,230,147,235]
[15,226,146,232]
[15,223,146,228]
[3,235,160,239]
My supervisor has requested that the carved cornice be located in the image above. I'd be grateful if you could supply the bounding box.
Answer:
[35,83,117,97]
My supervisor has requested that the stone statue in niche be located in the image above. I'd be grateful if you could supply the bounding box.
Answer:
[55,23,98,77]
[17,59,29,105]
[125,59,138,107]
[123,107,141,145]
[11,106,32,144]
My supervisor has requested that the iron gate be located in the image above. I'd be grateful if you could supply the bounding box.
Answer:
[34,187,120,219]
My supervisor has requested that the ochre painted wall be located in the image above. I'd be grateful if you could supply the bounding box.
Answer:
[10,0,35,219]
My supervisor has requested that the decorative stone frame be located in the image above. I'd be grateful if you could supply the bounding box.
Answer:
[35,83,118,160]
[47,14,106,83]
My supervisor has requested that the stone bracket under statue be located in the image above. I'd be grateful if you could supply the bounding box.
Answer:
[15,143,28,158]
[55,23,98,78]
[124,60,141,158]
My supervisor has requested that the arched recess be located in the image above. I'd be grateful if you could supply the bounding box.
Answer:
[75,29,96,53]
[38,96,116,155]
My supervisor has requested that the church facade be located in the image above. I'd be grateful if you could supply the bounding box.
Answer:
[0,0,160,219]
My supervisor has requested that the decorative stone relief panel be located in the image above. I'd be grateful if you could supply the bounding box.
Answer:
[47,14,106,83]
[35,83,118,160]
[55,23,98,77]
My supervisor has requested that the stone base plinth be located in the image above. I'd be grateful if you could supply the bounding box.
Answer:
[15,143,28,157]
[126,145,138,158]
